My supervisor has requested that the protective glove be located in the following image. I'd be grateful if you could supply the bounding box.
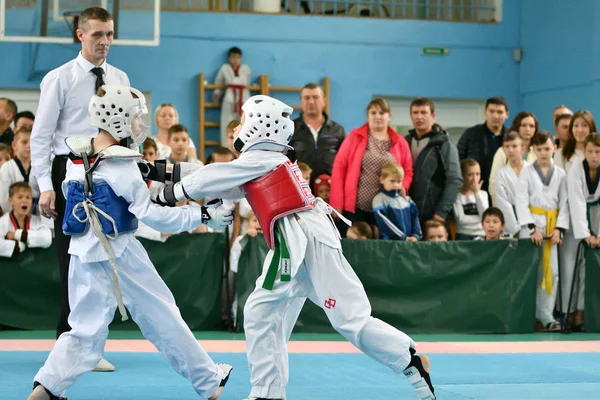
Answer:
[201,199,234,230]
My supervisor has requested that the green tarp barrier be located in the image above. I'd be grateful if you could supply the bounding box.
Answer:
[0,233,226,331]
[236,236,541,334]
[10,232,600,334]
[584,246,600,332]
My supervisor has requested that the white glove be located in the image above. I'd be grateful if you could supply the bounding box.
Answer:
[202,199,234,230]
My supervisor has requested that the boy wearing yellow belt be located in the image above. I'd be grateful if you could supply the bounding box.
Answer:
[516,130,570,331]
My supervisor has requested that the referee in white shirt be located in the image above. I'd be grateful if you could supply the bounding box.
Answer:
[31,7,129,373]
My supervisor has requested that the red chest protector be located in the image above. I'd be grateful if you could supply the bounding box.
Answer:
[243,161,316,249]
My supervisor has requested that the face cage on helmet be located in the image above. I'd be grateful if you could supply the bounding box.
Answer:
[129,108,150,145]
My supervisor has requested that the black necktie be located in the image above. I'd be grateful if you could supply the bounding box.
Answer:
[90,67,105,93]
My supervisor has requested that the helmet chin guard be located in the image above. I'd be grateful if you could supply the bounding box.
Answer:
[235,95,295,153]
[88,85,150,146]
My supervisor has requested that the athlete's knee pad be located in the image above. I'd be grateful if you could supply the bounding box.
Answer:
[403,348,435,400]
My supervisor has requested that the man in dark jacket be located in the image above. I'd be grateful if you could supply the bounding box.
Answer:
[406,98,462,225]
[289,83,345,182]
[457,96,509,192]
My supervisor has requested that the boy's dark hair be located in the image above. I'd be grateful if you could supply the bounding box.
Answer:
[168,124,189,139]
[585,132,600,148]
[531,130,553,147]
[9,181,32,197]
[207,147,237,163]
[485,96,509,112]
[482,207,505,225]
[14,110,35,125]
[350,222,373,239]
[228,46,242,56]
[142,137,157,151]
[503,130,521,143]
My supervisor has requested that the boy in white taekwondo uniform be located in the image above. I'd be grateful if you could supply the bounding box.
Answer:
[0,181,52,257]
[564,133,600,330]
[28,85,234,400]
[516,131,570,332]
[213,46,251,146]
[153,95,436,400]
[494,131,528,237]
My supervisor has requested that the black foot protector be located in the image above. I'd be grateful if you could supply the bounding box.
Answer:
[403,348,436,400]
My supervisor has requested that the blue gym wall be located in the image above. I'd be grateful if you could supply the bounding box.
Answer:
[520,0,599,130]
[0,3,522,147]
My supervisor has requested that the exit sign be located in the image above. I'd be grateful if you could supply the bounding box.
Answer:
[422,47,450,56]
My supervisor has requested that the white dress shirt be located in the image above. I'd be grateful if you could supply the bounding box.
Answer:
[31,52,129,192]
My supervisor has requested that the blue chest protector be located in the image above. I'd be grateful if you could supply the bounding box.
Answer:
[62,180,138,237]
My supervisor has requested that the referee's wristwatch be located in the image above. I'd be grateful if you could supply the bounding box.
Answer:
[527,224,536,235]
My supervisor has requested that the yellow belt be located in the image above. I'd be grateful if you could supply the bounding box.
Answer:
[529,206,558,295]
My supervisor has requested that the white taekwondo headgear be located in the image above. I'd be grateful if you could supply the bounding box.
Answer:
[88,84,150,147]
[233,95,295,153]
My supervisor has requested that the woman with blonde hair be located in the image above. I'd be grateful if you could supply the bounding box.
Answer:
[153,103,197,159]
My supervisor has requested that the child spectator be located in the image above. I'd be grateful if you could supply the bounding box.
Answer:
[423,220,449,242]
[0,143,11,169]
[0,128,40,215]
[142,137,158,162]
[208,147,237,164]
[313,174,331,203]
[494,131,527,237]
[167,124,203,165]
[372,162,421,241]
[230,210,263,274]
[453,158,489,240]
[141,137,164,202]
[297,161,312,183]
[213,47,251,146]
[516,130,569,332]
[475,207,510,240]
[346,221,373,240]
[229,210,262,324]
[0,182,52,257]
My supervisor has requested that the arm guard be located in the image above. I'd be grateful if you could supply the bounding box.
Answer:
[138,160,204,183]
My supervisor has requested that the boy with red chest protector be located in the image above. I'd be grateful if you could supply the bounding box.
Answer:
[152,95,436,400]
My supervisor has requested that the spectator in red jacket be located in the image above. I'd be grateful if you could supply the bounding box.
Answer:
[330,97,413,230]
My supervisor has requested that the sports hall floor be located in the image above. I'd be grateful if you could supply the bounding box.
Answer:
[1,331,599,399]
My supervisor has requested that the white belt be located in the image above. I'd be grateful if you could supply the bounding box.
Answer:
[72,199,129,322]
[315,198,352,240]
